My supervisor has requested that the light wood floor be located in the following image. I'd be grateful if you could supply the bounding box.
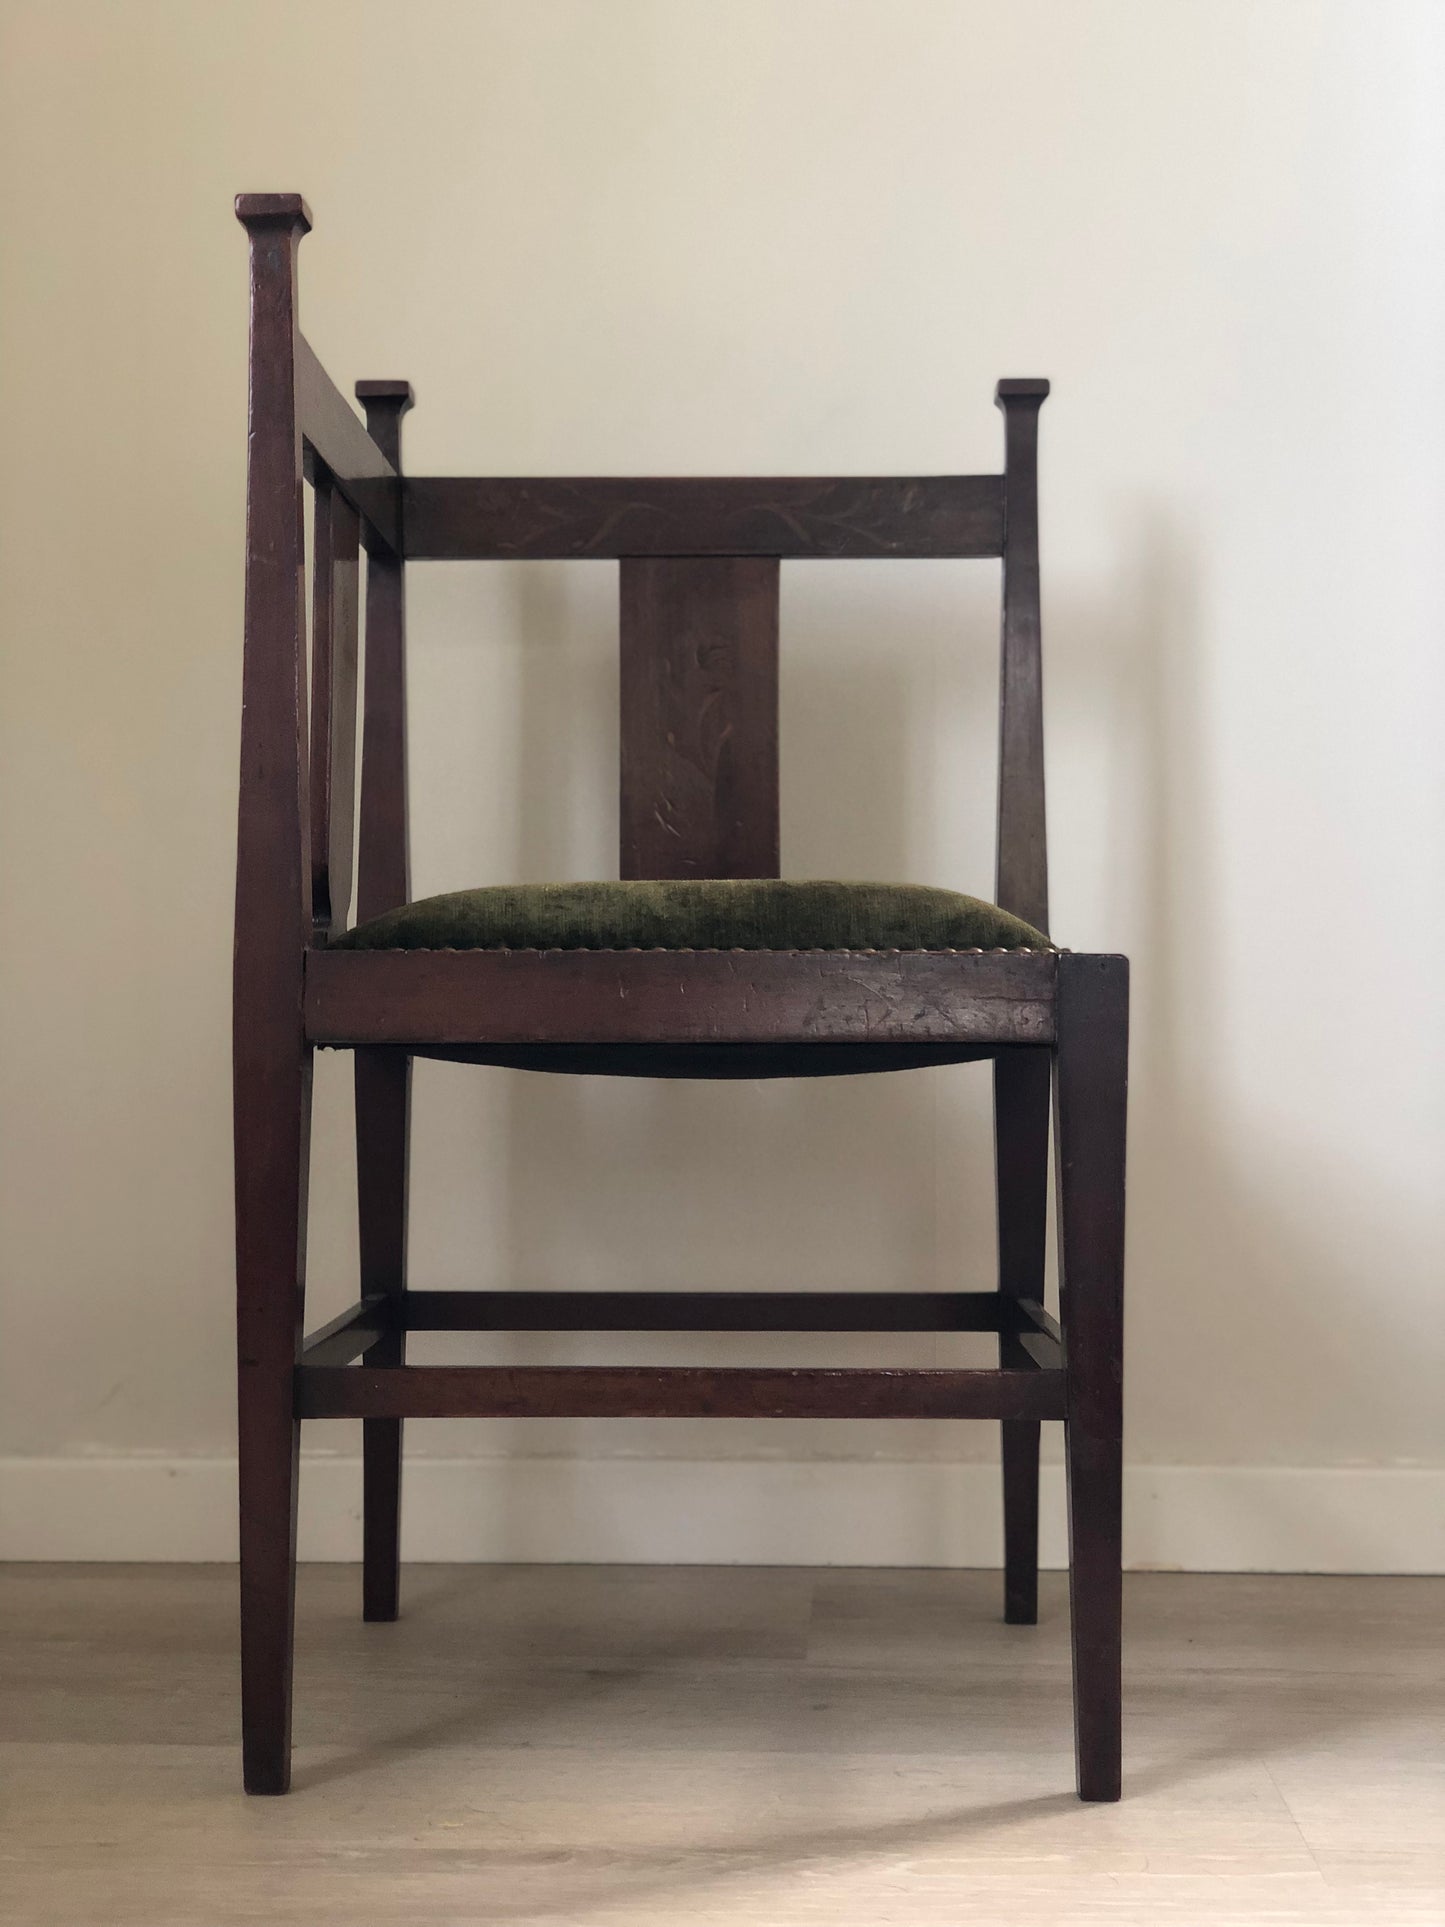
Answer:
[1,1566,1441,1925]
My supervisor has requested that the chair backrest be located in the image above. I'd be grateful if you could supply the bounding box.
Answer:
[235,196,1051,964]
[398,432,1049,924]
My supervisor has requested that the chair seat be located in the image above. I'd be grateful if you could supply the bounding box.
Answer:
[334,878,1049,955]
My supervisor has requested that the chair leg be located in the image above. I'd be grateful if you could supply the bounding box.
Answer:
[356,1047,411,1623]
[235,1049,313,1796]
[1000,1423,1041,1624]
[994,1048,1050,1626]
[1054,954,1129,1802]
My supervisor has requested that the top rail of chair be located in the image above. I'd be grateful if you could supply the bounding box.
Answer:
[397,474,1005,561]
[294,335,402,552]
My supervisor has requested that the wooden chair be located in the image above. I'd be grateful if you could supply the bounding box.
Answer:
[233,194,1129,1801]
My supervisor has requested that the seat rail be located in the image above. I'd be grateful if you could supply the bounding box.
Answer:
[304,945,1058,1049]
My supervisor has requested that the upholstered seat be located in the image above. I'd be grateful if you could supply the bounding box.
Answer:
[334,878,1050,955]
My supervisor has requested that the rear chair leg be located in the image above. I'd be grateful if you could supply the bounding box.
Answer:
[994,1048,1051,1625]
[1055,954,1129,1802]
[236,1050,313,1795]
[356,1047,411,1622]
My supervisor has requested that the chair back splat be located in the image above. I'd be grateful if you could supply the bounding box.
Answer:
[619,556,781,879]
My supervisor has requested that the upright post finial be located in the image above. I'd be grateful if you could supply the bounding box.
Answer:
[995,377,1050,405]
[994,378,1050,936]
[356,381,414,471]
[235,192,313,233]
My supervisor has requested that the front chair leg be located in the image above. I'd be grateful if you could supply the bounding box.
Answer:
[1055,953,1129,1802]
[235,1048,313,1795]
[994,1048,1051,1625]
[356,1048,411,1622]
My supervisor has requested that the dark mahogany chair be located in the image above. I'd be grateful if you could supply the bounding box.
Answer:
[233,194,1129,1800]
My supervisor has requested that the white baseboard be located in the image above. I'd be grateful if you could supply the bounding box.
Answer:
[2,1456,1441,1571]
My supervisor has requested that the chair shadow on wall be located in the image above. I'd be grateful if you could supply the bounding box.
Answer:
[1101,513,1417,1568]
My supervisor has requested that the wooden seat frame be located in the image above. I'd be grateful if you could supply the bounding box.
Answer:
[233,195,1129,1801]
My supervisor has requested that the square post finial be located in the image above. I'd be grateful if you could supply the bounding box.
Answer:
[235,192,313,234]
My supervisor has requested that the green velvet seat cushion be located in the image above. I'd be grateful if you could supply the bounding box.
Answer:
[334,879,1048,954]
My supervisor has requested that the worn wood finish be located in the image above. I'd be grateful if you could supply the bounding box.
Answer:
[297,1363,1067,1423]
[232,193,314,1796]
[995,380,1049,934]
[995,1047,1052,1625]
[402,473,1004,561]
[307,480,361,939]
[305,947,1058,1050]
[354,381,414,1627]
[1055,951,1130,1801]
[619,557,780,880]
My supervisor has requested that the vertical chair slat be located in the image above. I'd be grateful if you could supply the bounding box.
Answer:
[308,480,361,938]
[995,379,1049,935]
[355,382,414,923]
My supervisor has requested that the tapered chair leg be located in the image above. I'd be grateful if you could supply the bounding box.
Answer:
[994,1047,1050,1624]
[1054,954,1129,1801]
[235,1053,313,1796]
[356,1047,411,1622]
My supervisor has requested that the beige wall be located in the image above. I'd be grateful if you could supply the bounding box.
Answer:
[2,0,1442,1565]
